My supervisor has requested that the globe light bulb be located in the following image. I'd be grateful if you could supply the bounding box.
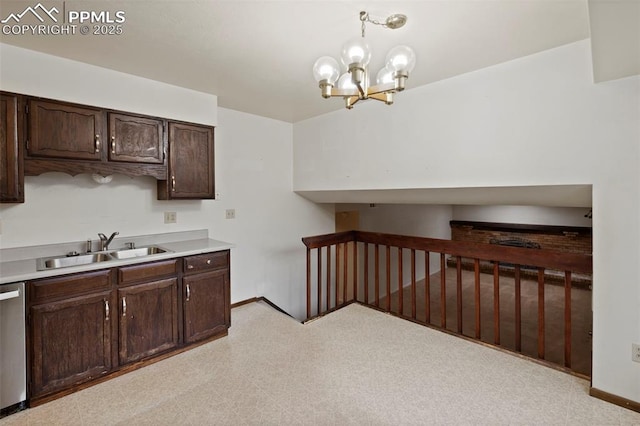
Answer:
[376,67,394,85]
[340,37,371,67]
[337,72,357,90]
[312,56,340,84]
[385,45,416,73]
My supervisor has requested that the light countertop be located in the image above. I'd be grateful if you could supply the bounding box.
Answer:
[0,230,234,285]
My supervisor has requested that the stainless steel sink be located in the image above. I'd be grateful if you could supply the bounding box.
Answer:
[36,246,172,270]
[108,246,171,260]
[37,253,112,271]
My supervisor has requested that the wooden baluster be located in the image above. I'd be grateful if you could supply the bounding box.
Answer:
[537,268,545,359]
[398,247,404,316]
[364,243,369,305]
[493,262,500,345]
[343,242,348,305]
[440,253,446,328]
[326,245,331,312]
[425,251,431,324]
[456,256,462,334]
[515,265,522,352]
[564,271,572,368]
[386,245,391,312]
[306,247,311,319]
[411,249,416,320]
[317,248,322,316]
[474,259,481,339]
[375,244,380,307]
[353,241,358,303]
[335,244,339,308]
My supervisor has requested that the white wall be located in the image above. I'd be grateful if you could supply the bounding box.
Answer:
[452,205,593,227]
[0,44,334,318]
[337,204,452,295]
[294,40,640,403]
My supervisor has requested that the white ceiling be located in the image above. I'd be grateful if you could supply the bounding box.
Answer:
[1,1,637,123]
[296,185,593,208]
[0,0,608,123]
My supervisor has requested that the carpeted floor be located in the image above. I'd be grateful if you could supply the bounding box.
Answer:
[374,267,592,376]
[2,301,636,425]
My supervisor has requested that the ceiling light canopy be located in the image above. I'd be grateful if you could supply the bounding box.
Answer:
[312,11,416,109]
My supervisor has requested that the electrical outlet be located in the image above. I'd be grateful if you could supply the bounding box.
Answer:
[225,209,236,219]
[164,211,177,224]
[633,343,640,363]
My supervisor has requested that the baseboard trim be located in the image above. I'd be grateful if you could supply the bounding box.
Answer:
[590,387,640,413]
[231,297,294,319]
[230,297,259,309]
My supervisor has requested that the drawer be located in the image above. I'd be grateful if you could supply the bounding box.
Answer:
[119,259,178,285]
[184,250,229,274]
[30,269,112,304]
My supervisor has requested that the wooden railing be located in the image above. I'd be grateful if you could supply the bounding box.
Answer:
[302,230,592,375]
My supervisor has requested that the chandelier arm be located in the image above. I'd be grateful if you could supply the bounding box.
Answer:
[367,82,397,96]
[368,93,391,102]
[330,88,359,97]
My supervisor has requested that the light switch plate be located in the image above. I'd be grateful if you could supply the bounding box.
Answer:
[633,343,640,363]
[164,212,177,224]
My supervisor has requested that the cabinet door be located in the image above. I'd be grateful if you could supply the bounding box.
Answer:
[0,94,24,203]
[118,278,178,364]
[164,122,214,199]
[30,291,112,397]
[183,269,230,344]
[108,113,164,164]
[27,99,103,160]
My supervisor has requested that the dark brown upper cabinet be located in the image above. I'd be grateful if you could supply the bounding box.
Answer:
[0,93,24,203]
[28,99,104,161]
[108,113,164,164]
[4,92,216,199]
[158,122,215,200]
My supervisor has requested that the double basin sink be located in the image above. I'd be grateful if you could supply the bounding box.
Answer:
[36,246,172,271]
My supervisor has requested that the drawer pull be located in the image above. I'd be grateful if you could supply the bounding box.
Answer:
[206,259,211,265]
[122,297,127,316]
[186,284,191,301]
[105,300,110,321]
[187,265,194,269]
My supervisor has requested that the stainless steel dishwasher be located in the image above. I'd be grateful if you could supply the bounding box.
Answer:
[0,282,26,417]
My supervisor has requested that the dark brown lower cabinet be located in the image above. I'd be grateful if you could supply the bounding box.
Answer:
[184,269,229,343]
[30,291,112,396]
[27,251,230,404]
[118,278,179,364]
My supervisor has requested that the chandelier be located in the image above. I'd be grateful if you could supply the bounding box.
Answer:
[312,11,416,109]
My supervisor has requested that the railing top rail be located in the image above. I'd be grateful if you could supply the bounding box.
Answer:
[302,230,356,249]
[301,230,592,274]
[356,231,592,274]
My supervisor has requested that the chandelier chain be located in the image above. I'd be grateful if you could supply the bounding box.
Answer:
[360,11,394,38]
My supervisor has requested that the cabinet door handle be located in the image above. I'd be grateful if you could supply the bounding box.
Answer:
[206,259,211,265]
[187,265,194,269]
[111,136,116,154]
[122,297,127,316]
[95,135,101,153]
[186,284,191,302]
[171,175,176,192]
[105,300,110,321]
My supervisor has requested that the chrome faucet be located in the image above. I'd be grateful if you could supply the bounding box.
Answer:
[98,232,119,251]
